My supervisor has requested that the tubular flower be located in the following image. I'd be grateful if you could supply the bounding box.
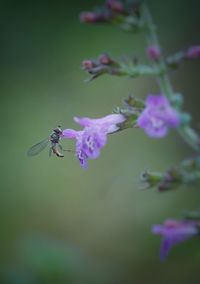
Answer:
[137,95,180,138]
[62,114,125,168]
[152,219,199,261]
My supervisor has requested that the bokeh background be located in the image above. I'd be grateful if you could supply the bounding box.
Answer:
[1,0,200,283]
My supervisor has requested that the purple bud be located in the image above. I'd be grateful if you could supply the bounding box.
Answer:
[99,53,112,65]
[80,10,109,24]
[82,60,95,70]
[79,11,97,23]
[146,45,161,60]
[106,0,124,13]
[186,45,200,59]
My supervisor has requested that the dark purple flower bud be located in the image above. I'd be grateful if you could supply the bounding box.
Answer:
[79,11,97,23]
[99,53,112,65]
[146,45,161,60]
[106,0,124,13]
[152,219,199,261]
[82,60,95,71]
[80,10,109,24]
[158,168,182,191]
[186,45,200,59]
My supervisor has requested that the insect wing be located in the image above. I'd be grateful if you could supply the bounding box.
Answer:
[27,139,49,156]
[49,147,53,157]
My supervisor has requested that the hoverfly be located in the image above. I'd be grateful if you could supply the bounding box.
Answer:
[27,126,68,158]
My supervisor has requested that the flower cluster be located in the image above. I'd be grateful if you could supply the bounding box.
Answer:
[152,219,199,260]
[60,95,181,168]
[80,0,142,31]
[78,0,200,263]
[141,155,200,192]
[80,0,125,24]
[62,114,125,168]
[82,54,121,81]
[166,45,200,69]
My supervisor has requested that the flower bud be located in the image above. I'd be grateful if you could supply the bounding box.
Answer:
[80,11,108,24]
[158,169,182,191]
[106,0,124,13]
[146,45,161,60]
[82,60,95,70]
[80,11,97,23]
[186,45,200,59]
[99,53,112,65]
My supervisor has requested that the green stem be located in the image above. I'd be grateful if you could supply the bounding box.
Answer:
[142,3,200,152]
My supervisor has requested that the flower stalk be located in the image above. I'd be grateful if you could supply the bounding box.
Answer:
[142,3,200,152]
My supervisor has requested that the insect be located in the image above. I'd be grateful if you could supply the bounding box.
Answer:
[27,126,68,158]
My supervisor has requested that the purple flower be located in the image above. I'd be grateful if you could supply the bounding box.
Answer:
[186,45,200,59]
[62,114,125,168]
[146,45,161,60]
[137,95,180,138]
[152,219,198,261]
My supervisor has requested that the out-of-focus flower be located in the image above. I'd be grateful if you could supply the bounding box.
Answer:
[157,168,182,191]
[62,114,125,168]
[186,45,200,59]
[79,0,141,31]
[79,11,107,24]
[146,45,161,60]
[152,219,199,260]
[137,95,180,138]
[81,54,121,81]
[82,60,96,70]
[106,0,124,13]
[98,53,113,65]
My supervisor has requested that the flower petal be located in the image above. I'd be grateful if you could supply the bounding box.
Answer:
[138,95,180,138]
[74,114,125,133]
[160,238,172,261]
[62,129,81,139]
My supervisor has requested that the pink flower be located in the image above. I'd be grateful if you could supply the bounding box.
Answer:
[62,114,125,168]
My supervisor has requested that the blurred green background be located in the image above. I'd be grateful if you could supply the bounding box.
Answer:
[1,0,200,283]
